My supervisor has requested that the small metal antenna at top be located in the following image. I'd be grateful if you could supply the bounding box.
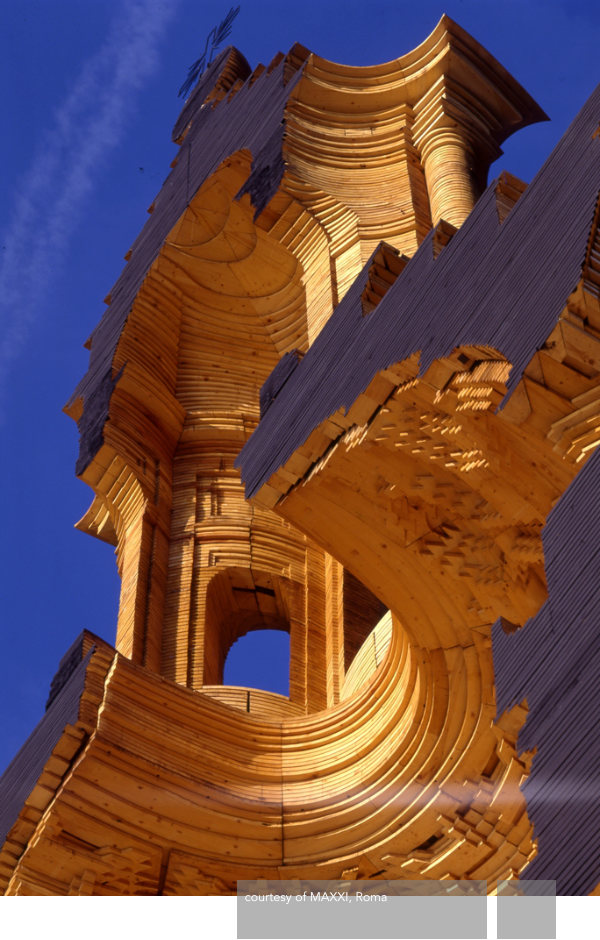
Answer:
[177,6,241,100]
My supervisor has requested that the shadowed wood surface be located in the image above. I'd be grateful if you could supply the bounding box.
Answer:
[4,16,598,899]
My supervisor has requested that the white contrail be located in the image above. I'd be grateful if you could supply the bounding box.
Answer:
[0,0,179,414]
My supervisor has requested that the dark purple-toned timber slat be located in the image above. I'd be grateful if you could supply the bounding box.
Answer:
[260,349,303,417]
[237,84,600,895]
[68,45,309,475]
[237,84,600,498]
[0,635,93,850]
[491,446,600,894]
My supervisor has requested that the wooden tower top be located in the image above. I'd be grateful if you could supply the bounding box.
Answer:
[4,19,598,899]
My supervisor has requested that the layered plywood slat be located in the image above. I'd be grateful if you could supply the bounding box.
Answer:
[3,15,586,898]
[1,629,534,894]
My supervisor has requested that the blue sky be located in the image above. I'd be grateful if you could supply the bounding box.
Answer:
[0,0,598,776]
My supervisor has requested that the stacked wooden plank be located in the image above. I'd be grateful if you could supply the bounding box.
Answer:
[1,624,533,894]
[238,72,600,895]
[2,16,579,897]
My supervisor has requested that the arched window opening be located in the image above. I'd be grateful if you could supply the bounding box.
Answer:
[224,629,290,696]
[203,566,292,686]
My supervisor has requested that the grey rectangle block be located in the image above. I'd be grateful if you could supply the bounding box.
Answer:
[497,881,556,939]
[237,880,487,939]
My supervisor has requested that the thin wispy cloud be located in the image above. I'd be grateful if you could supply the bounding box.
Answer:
[0,0,179,414]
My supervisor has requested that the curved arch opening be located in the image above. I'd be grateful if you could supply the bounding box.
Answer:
[223,629,290,696]
[202,566,292,686]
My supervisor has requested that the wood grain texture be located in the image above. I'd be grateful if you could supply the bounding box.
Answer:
[239,75,600,895]
[4,17,587,898]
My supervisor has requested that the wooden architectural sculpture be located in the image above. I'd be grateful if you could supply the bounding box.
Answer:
[2,15,600,897]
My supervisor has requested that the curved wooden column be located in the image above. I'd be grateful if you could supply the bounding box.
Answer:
[419,128,480,227]
[0,615,534,894]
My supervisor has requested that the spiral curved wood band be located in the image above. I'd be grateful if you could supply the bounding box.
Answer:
[2,16,600,898]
